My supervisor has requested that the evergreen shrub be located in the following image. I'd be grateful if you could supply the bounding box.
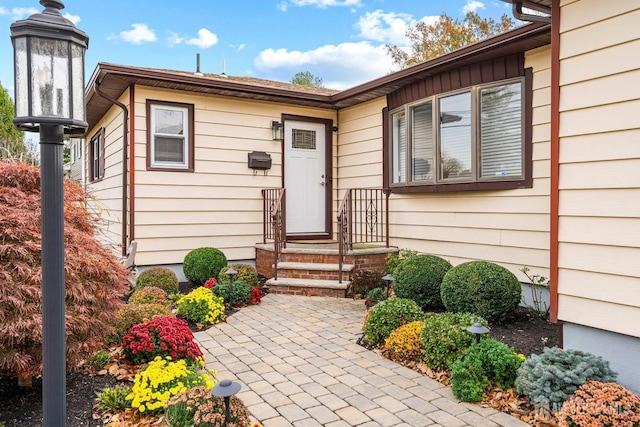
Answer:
[363,297,423,347]
[421,311,489,371]
[351,270,383,296]
[558,380,640,427]
[364,287,387,308]
[441,261,521,323]
[128,286,170,307]
[383,249,417,275]
[212,280,251,308]
[392,254,452,310]
[111,303,173,344]
[135,267,179,294]
[515,347,617,410]
[451,339,524,402]
[183,247,227,285]
[218,263,258,287]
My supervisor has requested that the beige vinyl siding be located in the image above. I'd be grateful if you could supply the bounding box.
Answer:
[335,47,552,281]
[133,86,336,266]
[85,89,129,254]
[557,0,640,337]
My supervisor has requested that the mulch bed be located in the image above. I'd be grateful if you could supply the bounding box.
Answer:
[0,295,559,427]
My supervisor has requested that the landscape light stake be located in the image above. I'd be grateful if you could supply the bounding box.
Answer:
[227,267,237,311]
[467,322,490,344]
[382,274,394,297]
[211,379,242,426]
[10,2,89,426]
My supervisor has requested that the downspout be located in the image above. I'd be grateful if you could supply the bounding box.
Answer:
[128,86,135,244]
[549,0,560,324]
[95,80,129,256]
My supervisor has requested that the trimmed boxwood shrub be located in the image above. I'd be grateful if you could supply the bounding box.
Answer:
[363,297,423,347]
[219,263,258,287]
[212,280,251,308]
[183,247,227,285]
[392,254,452,310]
[440,261,521,324]
[421,311,489,371]
[135,267,179,294]
[128,286,171,307]
[109,303,173,344]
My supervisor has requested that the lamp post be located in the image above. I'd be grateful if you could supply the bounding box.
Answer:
[211,379,242,426]
[226,268,237,311]
[466,322,490,344]
[10,2,88,426]
[382,274,394,298]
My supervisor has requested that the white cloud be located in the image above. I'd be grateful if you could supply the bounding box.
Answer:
[355,10,416,45]
[63,13,80,25]
[118,23,157,44]
[463,0,485,13]
[3,7,39,20]
[185,28,218,49]
[282,0,362,10]
[254,41,393,90]
[229,43,246,52]
[166,31,184,47]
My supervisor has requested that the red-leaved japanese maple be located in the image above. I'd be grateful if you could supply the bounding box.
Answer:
[0,161,130,377]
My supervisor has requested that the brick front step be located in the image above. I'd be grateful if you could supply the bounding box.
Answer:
[265,278,350,298]
[255,243,398,298]
[275,262,354,281]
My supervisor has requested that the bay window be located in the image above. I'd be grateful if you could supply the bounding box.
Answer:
[388,77,527,191]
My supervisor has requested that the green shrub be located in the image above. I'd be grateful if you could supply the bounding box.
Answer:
[384,321,424,363]
[96,384,132,410]
[218,263,258,287]
[451,339,524,402]
[421,312,489,371]
[212,280,251,308]
[383,249,417,275]
[84,349,111,370]
[135,267,179,294]
[441,261,521,323]
[392,254,453,310]
[109,303,173,344]
[183,247,227,285]
[351,270,383,296]
[515,347,617,410]
[128,286,170,307]
[176,287,226,325]
[164,385,251,427]
[558,380,640,427]
[363,297,423,347]
[364,287,387,308]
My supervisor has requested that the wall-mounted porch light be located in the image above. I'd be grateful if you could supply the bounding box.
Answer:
[10,2,89,426]
[271,120,283,140]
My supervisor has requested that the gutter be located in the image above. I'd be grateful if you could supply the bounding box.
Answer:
[94,80,130,256]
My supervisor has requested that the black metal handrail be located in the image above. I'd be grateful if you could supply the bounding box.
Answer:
[262,188,286,280]
[337,188,390,283]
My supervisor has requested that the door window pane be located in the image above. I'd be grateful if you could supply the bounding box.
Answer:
[439,92,471,180]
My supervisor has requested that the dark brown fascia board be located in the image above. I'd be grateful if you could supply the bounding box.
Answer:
[86,63,334,107]
[332,21,550,107]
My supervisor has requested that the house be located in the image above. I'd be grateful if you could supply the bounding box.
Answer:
[83,1,640,393]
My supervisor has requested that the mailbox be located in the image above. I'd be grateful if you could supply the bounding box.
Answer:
[248,151,272,171]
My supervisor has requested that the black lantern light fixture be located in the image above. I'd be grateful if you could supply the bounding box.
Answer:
[226,267,237,310]
[211,379,242,426]
[467,322,490,344]
[10,2,89,426]
[271,120,283,140]
[382,273,394,297]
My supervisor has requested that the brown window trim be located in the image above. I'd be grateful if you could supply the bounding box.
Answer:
[383,68,533,193]
[146,99,195,172]
[89,127,105,182]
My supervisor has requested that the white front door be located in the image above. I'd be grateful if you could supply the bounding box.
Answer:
[284,120,327,234]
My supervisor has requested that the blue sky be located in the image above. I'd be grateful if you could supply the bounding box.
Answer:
[1,0,516,95]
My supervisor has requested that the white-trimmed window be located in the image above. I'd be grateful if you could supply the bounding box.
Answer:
[147,100,194,171]
[389,77,524,188]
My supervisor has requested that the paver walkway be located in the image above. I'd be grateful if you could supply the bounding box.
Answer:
[194,294,528,427]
